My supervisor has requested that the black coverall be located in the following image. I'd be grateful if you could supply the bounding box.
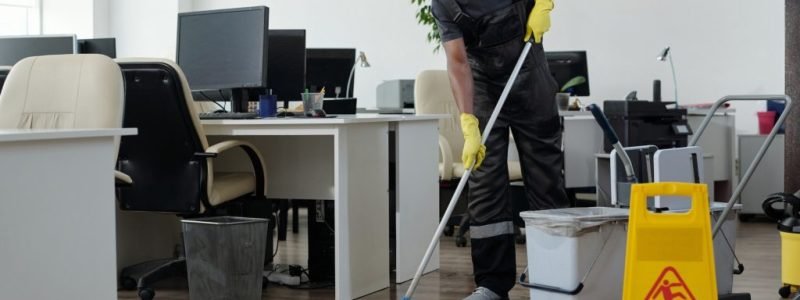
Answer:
[432,0,569,297]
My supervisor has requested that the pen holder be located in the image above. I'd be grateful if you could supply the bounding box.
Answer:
[259,94,277,118]
[301,92,324,116]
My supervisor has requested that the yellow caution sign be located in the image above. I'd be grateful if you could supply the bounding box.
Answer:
[622,182,717,300]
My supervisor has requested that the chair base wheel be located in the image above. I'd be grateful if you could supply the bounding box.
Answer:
[138,287,155,300]
[779,285,792,298]
[455,236,468,247]
[120,276,137,290]
[443,225,454,237]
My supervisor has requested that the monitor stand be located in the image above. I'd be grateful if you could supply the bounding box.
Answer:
[230,88,260,113]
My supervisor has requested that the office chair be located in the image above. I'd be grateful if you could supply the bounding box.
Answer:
[0,55,122,130]
[0,55,129,185]
[114,59,271,300]
[414,70,524,247]
[0,66,11,95]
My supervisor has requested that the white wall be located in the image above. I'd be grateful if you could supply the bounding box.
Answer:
[41,0,94,38]
[548,0,784,133]
[108,0,186,59]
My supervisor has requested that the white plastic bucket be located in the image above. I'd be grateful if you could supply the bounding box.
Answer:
[521,207,628,300]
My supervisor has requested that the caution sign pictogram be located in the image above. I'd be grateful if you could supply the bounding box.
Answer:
[622,182,718,300]
[644,266,696,300]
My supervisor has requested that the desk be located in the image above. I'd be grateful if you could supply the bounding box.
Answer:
[202,114,442,299]
[0,128,136,299]
[507,111,603,188]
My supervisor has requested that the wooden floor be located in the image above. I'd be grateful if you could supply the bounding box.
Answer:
[119,212,788,300]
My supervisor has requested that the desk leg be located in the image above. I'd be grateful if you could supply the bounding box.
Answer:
[334,123,390,299]
[394,120,440,283]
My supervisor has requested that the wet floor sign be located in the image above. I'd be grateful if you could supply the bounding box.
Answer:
[622,182,717,300]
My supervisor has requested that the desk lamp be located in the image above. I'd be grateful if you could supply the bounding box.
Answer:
[657,46,678,106]
[346,51,370,98]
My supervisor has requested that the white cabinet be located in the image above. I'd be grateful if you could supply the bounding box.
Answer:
[737,134,785,216]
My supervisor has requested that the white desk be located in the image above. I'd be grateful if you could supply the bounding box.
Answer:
[202,114,442,299]
[0,128,136,300]
[506,111,603,188]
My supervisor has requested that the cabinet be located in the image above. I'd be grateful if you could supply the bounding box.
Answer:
[737,134,785,217]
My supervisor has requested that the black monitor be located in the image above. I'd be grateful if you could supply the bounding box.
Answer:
[545,51,590,96]
[306,48,355,99]
[267,29,306,108]
[0,67,10,94]
[78,38,116,58]
[177,6,269,112]
[0,35,77,66]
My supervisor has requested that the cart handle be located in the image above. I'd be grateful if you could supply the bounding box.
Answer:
[693,95,793,237]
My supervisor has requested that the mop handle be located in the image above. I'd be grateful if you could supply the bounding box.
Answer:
[402,41,534,300]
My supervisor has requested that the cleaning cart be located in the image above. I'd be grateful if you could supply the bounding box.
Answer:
[580,95,793,299]
[763,190,800,300]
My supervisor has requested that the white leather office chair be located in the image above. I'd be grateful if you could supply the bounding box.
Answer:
[413,70,522,181]
[114,58,270,300]
[414,70,524,247]
[0,55,129,182]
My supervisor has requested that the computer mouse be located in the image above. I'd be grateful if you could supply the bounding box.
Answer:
[213,109,227,114]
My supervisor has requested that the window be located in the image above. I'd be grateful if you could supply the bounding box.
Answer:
[0,0,41,35]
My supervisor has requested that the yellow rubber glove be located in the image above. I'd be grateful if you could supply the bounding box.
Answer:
[524,0,554,43]
[460,113,486,170]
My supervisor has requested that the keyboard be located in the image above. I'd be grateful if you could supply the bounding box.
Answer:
[198,112,259,120]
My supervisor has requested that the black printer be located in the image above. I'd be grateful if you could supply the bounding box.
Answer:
[603,100,692,152]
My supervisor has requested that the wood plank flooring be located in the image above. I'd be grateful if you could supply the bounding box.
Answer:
[119,211,788,300]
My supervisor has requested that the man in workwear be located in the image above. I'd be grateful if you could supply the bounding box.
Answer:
[431,0,569,299]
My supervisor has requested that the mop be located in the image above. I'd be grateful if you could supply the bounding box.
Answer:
[402,40,534,300]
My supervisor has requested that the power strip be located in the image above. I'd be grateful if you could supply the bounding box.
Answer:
[264,264,308,286]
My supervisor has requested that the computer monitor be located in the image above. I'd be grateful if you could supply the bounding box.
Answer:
[177,6,269,113]
[306,48,355,99]
[267,29,306,108]
[78,38,116,58]
[0,67,10,94]
[545,51,590,96]
[0,35,77,66]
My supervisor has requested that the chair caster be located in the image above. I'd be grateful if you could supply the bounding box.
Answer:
[138,287,155,300]
[455,236,468,247]
[443,225,454,237]
[779,285,792,298]
[515,234,526,245]
[120,276,137,290]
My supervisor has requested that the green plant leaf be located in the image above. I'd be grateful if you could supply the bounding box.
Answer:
[411,0,441,53]
[561,76,587,92]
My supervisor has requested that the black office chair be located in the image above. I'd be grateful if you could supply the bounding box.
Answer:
[115,59,271,300]
[0,66,11,94]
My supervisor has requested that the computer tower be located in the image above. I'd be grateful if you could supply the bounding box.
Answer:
[308,200,335,282]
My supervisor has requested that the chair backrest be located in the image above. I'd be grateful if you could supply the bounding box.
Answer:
[414,70,463,161]
[115,58,210,214]
[0,55,123,130]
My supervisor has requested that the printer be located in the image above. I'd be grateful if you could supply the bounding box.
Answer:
[377,79,415,111]
[603,100,692,152]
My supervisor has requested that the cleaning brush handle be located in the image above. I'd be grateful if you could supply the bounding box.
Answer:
[587,103,619,145]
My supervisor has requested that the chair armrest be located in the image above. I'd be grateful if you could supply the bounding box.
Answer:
[205,140,268,198]
[439,134,454,181]
[115,170,133,187]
